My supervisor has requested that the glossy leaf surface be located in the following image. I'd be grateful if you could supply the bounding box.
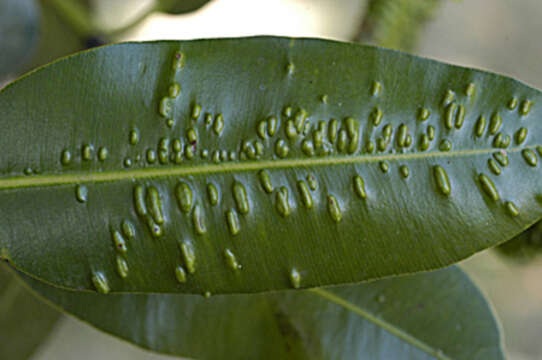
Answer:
[22,266,504,360]
[0,263,61,360]
[1,37,542,294]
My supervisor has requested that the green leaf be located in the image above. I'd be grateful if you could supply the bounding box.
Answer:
[156,0,212,14]
[20,266,504,359]
[0,0,40,79]
[0,263,61,360]
[1,37,541,295]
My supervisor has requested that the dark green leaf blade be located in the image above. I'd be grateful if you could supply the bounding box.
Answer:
[0,263,61,360]
[20,266,505,359]
[1,37,542,294]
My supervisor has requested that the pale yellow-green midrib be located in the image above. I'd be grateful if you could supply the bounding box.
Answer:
[310,288,452,360]
[0,146,532,190]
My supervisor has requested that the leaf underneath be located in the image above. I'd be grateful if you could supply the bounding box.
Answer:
[20,266,504,360]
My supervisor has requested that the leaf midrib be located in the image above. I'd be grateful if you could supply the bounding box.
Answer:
[310,288,451,360]
[0,146,531,190]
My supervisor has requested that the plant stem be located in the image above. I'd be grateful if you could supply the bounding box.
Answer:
[43,0,95,37]
[44,0,159,40]
[353,0,443,52]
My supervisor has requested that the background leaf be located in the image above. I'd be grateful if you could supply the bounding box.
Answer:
[156,0,212,15]
[0,0,40,80]
[0,263,61,360]
[354,0,442,51]
[20,0,93,75]
[1,37,542,295]
[496,220,542,262]
[21,266,504,360]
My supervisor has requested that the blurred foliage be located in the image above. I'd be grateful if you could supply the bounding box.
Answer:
[22,1,86,74]
[0,263,61,360]
[0,0,40,80]
[496,221,542,263]
[102,0,215,38]
[356,0,442,51]
[44,0,94,37]
[156,0,212,14]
